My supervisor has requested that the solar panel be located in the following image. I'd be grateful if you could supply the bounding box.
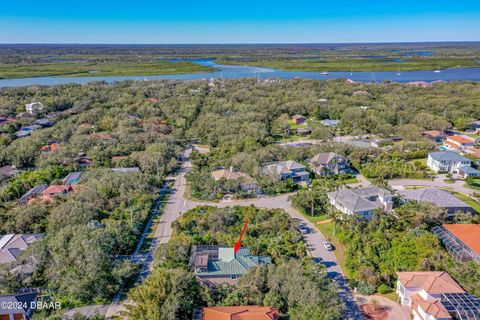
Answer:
[441,293,480,320]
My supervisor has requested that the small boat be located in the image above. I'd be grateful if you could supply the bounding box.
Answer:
[396,70,401,76]
[321,71,329,75]
[434,67,441,73]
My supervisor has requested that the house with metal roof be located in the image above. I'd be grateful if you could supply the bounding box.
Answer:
[427,151,472,174]
[327,186,393,219]
[190,245,271,285]
[398,187,475,216]
[261,160,310,184]
[18,184,48,205]
[62,172,82,185]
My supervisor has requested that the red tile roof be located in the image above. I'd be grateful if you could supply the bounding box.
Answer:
[203,306,280,320]
[410,293,451,319]
[446,135,474,145]
[396,271,464,294]
[40,143,59,152]
[443,224,480,255]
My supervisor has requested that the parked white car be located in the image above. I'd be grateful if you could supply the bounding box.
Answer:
[323,242,333,251]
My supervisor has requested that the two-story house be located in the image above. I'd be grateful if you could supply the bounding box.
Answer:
[445,135,474,151]
[262,160,310,184]
[190,245,271,285]
[396,271,468,320]
[426,151,472,174]
[309,152,349,176]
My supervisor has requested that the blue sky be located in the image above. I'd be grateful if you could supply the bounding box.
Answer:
[1,0,479,43]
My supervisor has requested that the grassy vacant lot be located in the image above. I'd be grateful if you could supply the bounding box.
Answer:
[217,57,480,72]
[0,60,214,79]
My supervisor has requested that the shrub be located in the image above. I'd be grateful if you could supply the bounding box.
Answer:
[377,284,392,294]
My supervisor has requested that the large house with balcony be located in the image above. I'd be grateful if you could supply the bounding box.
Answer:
[309,152,349,176]
[396,271,480,320]
[426,151,472,174]
[261,160,310,184]
[445,135,474,151]
[326,186,393,219]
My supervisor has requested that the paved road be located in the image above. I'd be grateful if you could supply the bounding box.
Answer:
[388,174,475,196]
[108,145,364,319]
[185,194,364,319]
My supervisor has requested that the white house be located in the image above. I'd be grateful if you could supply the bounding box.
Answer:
[25,102,44,115]
[426,151,472,173]
[396,271,465,320]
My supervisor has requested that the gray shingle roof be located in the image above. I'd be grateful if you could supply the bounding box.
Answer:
[263,161,306,175]
[428,151,470,162]
[0,234,44,264]
[398,187,471,209]
[327,186,391,213]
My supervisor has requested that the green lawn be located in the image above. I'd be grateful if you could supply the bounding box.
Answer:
[342,177,359,184]
[449,191,480,213]
[464,178,480,190]
[316,221,350,278]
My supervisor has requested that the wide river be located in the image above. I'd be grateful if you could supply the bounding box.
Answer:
[1,58,480,87]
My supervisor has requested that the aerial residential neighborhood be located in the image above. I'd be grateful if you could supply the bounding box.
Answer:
[1,2,480,320]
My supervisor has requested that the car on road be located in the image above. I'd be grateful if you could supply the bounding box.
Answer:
[323,241,333,251]
[298,224,309,234]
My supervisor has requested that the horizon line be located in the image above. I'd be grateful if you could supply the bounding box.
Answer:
[1,40,480,46]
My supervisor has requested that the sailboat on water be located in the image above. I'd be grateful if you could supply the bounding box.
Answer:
[434,66,441,73]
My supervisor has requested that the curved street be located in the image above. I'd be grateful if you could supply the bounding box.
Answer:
[388,174,476,195]
[149,145,365,320]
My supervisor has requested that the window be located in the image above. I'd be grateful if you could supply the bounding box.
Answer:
[399,284,405,295]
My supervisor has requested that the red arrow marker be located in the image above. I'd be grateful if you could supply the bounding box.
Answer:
[234,218,249,254]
